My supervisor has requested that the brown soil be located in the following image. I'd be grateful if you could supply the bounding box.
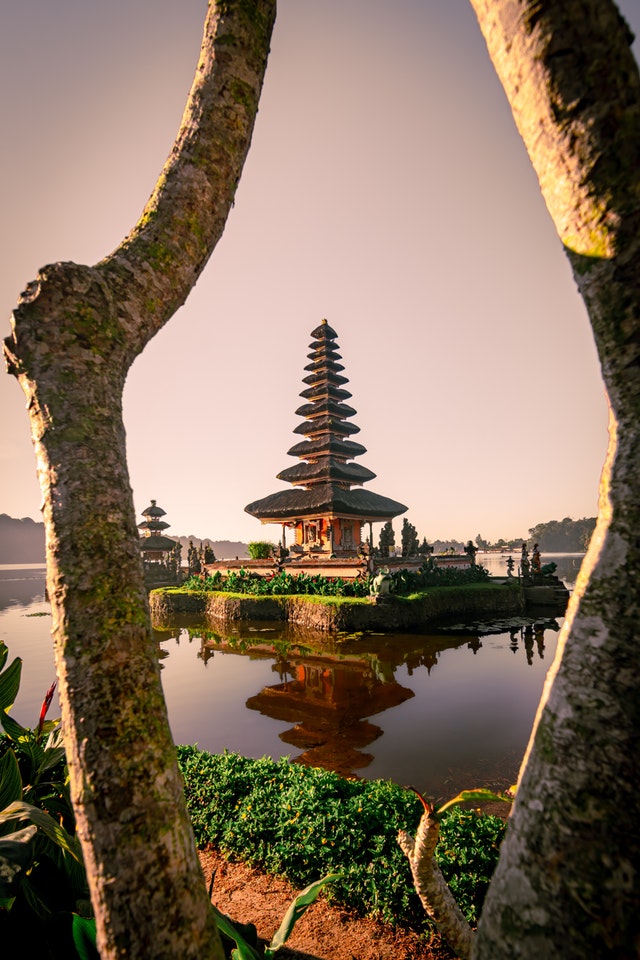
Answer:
[199,846,458,960]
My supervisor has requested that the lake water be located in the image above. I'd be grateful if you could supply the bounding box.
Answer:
[0,555,582,799]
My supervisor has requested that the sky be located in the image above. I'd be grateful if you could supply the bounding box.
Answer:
[1,1,639,546]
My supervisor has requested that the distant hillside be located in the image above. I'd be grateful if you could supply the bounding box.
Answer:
[175,536,249,560]
[0,514,46,563]
[0,515,249,564]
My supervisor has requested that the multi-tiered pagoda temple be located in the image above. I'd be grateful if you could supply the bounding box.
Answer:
[245,320,407,556]
[138,500,182,585]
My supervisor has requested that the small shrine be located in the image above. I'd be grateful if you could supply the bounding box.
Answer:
[138,500,182,585]
[245,320,407,556]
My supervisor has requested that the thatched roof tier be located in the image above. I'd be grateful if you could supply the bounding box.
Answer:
[307,348,342,362]
[304,358,345,374]
[302,371,349,387]
[138,519,170,531]
[294,400,357,420]
[140,534,179,551]
[277,459,376,486]
[310,320,339,340]
[299,385,352,402]
[286,437,368,459]
[245,484,407,522]
[142,500,166,517]
[292,417,360,438]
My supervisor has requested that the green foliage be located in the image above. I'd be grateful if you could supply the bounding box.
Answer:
[177,747,506,931]
[72,914,99,960]
[183,569,372,598]
[389,559,491,593]
[181,561,491,600]
[0,641,90,959]
[247,541,275,560]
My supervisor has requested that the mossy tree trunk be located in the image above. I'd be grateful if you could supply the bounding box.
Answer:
[3,2,276,957]
[467,2,640,956]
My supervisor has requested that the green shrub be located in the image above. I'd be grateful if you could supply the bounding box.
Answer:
[247,542,275,560]
[177,747,505,931]
[181,561,491,600]
[389,560,491,593]
[182,569,372,598]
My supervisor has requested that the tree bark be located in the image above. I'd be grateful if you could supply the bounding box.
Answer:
[466,2,640,957]
[3,2,276,957]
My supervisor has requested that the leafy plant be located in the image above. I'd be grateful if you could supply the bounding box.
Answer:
[0,641,91,958]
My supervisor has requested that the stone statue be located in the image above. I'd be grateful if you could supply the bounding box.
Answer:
[370,568,393,597]
[520,543,530,578]
[187,539,201,574]
[464,540,477,566]
[531,542,542,574]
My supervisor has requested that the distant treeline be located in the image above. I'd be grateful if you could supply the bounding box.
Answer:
[473,517,596,553]
[385,516,596,557]
[527,517,596,553]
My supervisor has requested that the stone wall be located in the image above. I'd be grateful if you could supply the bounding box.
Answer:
[149,584,524,633]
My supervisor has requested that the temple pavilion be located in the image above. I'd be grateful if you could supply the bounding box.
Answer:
[245,320,407,556]
[138,500,182,585]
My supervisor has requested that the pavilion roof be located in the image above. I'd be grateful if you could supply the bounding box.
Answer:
[245,484,407,522]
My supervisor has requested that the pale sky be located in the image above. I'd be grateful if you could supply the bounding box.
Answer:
[1,1,638,545]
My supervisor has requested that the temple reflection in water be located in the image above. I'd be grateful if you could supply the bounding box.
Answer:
[188,624,556,779]
[247,653,414,777]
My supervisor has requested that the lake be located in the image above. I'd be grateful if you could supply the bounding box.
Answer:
[0,554,582,799]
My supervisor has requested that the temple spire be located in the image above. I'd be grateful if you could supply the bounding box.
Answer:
[245,321,407,555]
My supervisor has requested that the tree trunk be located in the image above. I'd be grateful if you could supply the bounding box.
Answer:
[3,2,276,957]
[466,2,640,957]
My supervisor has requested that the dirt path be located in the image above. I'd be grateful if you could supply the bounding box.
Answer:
[199,847,458,960]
